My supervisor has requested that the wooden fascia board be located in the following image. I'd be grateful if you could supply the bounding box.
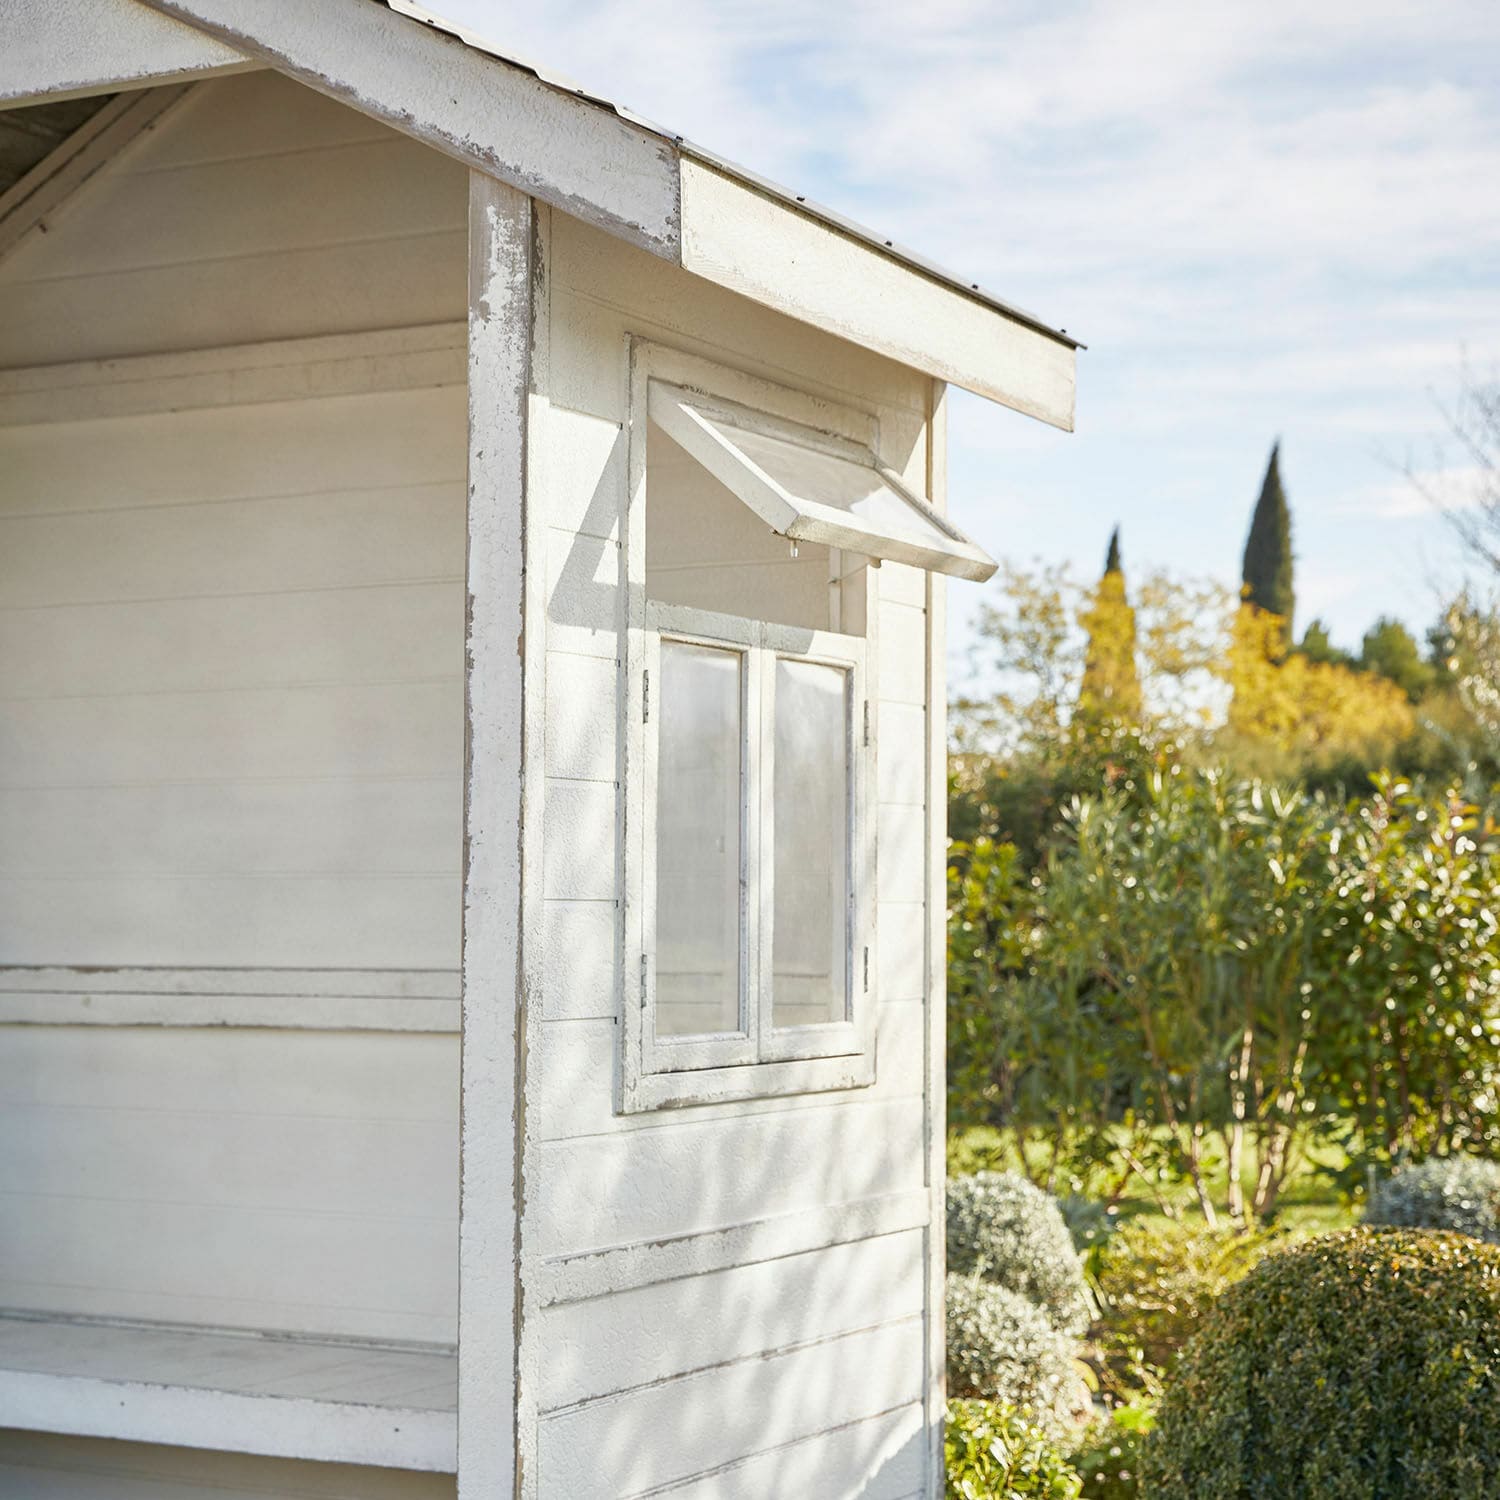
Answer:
[134,0,682,258]
[0,0,250,107]
[678,157,1078,431]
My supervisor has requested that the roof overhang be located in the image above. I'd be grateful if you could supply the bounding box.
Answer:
[0,0,1079,431]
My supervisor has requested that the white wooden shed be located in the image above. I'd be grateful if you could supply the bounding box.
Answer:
[0,3,1078,1496]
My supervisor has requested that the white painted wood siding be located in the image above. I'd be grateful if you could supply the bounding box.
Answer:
[0,386,466,970]
[0,71,467,367]
[519,208,939,1497]
[0,1431,454,1500]
[0,75,467,1348]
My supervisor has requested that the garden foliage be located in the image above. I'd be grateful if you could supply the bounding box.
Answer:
[1365,1155,1500,1243]
[1085,1218,1278,1399]
[948,770,1500,1219]
[1146,1229,1500,1498]
[947,1173,1093,1335]
[1064,1404,1153,1500]
[944,1275,1085,1435]
[944,1400,1082,1500]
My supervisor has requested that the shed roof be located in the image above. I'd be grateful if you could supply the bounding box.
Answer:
[0,0,1080,429]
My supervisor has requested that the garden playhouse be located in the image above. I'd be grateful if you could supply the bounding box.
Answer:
[0,3,1079,1495]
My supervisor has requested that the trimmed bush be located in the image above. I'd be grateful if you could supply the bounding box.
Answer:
[1147,1228,1500,1498]
[947,1172,1093,1335]
[946,1275,1088,1435]
[1366,1155,1500,1243]
[945,1400,1082,1500]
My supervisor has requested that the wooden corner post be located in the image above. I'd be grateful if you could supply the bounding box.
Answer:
[460,171,534,1500]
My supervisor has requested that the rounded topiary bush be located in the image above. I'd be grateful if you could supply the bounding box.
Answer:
[945,1274,1088,1436]
[1146,1228,1500,1499]
[1366,1155,1500,1243]
[946,1172,1093,1335]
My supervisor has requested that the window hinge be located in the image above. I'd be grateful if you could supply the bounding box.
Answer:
[862,699,870,747]
[863,945,870,992]
[643,668,650,724]
[640,952,649,1008]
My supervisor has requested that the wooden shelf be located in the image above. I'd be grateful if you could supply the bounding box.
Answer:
[0,1315,456,1472]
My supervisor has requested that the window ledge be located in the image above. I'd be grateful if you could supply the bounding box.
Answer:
[0,1314,456,1473]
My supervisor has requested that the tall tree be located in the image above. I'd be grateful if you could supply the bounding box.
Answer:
[1241,442,1295,636]
[1078,526,1142,727]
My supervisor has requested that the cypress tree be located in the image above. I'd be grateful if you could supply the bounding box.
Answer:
[1241,442,1295,633]
[1079,525,1142,727]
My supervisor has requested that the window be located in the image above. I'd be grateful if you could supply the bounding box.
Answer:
[639,612,870,1095]
[620,345,993,1111]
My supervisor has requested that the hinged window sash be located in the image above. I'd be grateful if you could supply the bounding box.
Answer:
[649,380,996,582]
[638,604,871,1079]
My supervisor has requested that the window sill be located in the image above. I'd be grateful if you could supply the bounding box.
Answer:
[620,1049,875,1113]
[0,1314,456,1473]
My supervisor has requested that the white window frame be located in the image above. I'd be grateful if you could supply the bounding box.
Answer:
[620,342,882,1112]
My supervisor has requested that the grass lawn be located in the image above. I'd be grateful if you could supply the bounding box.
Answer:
[947,1123,1357,1235]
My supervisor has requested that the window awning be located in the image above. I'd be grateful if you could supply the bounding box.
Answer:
[648,382,999,582]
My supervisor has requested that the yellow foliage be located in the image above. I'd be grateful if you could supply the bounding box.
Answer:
[1225,606,1414,766]
[1078,569,1142,727]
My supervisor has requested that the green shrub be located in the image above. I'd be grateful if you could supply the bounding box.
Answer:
[1065,1403,1153,1500]
[1086,1217,1279,1398]
[945,1400,1082,1500]
[947,1172,1093,1335]
[946,1275,1088,1435]
[1057,1195,1116,1253]
[1366,1155,1500,1243]
[1147,1228,1500,1498]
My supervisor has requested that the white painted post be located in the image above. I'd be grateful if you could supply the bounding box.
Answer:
[459,171,534,1500]
[924,380,950,1496]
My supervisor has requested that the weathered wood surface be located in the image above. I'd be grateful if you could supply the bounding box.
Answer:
[457,170,535,1500]
[0,1316,457,1471]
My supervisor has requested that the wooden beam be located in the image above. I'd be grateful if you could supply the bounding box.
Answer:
[0,0,249,107]
[458,171,534,1500]
[0,324,465,427]
[0,84,192,263]
[135,0,681,258]
[679,158,1078,432]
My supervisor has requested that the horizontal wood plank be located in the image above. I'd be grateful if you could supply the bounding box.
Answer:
[536,1227,924,1410]
[535,1316,923,1500]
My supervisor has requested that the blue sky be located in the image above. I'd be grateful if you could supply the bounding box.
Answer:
[438,0,1500,666]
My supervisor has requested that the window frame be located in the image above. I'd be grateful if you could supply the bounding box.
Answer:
[620,342,882,1112]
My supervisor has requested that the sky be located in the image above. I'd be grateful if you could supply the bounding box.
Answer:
[435,0,1500,673]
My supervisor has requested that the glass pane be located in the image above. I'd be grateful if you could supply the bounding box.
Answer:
[655,641,744,1038]
[705,412,958,553]
[771,659,850,1028]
